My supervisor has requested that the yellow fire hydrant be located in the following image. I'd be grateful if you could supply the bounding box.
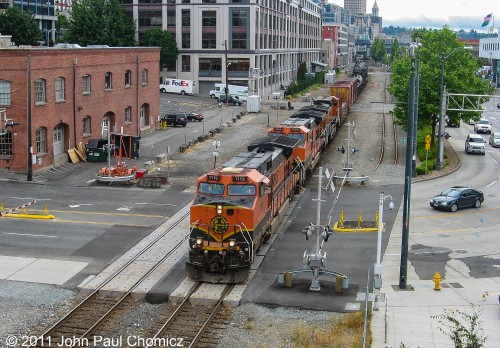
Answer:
[433,272,441,291]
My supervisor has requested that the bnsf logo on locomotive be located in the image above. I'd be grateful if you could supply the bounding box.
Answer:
[210,215,229,233]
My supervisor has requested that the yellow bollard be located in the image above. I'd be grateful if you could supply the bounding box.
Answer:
[357,211,363,228]
[43,204,49,216]
[433,272,441,291]
[375,211,379,226]
[339,211,345,228]
[284,272,292,288]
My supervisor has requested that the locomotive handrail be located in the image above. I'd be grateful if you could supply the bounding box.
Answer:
[235,222,253,263]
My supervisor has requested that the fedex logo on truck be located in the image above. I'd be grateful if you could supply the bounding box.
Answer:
[172,79,190,87]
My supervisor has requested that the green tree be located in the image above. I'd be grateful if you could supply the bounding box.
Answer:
[388,28,491,147]
[371,38,385,62]
[63,0,136,47]
[390,38,401,63]
[142,29,178,68]
[297,62,307,81]
[0,7,43,46]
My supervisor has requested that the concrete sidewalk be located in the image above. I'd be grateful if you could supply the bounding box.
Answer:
[370,194,500,348]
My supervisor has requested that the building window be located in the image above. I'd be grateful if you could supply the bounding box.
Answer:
[105,72,113,90]
[199,58,222,71]
[55,77,65,102]
[181,9,190,26]
[0,80,11,105]
[125,106,132,123]
[35,79,46,104]
[0,130,13,158]
[142,69,148,84]
[139,10,162,27]
[202,0,217,3]
[202,32,216,49]
[82,75,91,94]
[181,55,191,72]
[182,33,190,49]
[228,58,250,71]
[167,10,175,27]
[232,32,247,49]
[83,116,92,135]
[125,70,132,87]
[36,127,47,154]
[202,11,217,26]
[231,8,248,26]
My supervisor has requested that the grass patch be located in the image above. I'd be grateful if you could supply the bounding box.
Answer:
[290,311,370,348]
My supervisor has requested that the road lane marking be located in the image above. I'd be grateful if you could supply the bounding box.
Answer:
[69,204,93,208]
[135,202,178,206]
[27,209,167,218]
[3,232,57,238]
[54,219,151,227]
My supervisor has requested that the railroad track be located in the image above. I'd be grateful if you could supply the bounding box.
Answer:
[143,284,234,348]
[28,211,191,348]
[376,77,398,170]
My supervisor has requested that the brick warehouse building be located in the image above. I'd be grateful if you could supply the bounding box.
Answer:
[0,46,160,175]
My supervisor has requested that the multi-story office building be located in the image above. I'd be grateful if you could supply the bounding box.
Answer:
[344,0,366,17]
[10,0,58,45]
[122,0,323,96]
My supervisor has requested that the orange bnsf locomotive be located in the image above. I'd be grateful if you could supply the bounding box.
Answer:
[187,135,303,283]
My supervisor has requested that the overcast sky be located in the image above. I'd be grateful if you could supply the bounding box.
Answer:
[357,0,499,32]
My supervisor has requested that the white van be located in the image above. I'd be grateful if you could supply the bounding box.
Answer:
[210,83,248,101]
[160,78,194,95]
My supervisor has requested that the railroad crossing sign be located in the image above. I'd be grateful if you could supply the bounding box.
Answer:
[425,134,431,151]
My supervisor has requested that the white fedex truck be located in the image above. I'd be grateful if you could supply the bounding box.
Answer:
[209,83,248,101]
[159,78,194,95]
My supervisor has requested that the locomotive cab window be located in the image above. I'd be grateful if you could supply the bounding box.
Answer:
[228,184,255,196]
[287,133,305,147]
[198,182,224,195]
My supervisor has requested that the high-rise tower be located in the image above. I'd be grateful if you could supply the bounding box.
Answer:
[344,0,367,16]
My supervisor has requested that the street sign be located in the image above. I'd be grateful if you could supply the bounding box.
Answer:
[425,142,430,151]
[425,135,431,143]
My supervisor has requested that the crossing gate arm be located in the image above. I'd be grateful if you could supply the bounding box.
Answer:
[0,199,37,217]
[446,93,499,112]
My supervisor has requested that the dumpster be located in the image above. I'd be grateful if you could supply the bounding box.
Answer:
[86,139,109,162]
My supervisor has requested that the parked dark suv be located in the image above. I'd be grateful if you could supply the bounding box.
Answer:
[218,94,243,106]
[161,113,188,127]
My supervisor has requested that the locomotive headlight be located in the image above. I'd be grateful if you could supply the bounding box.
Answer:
[217,205,223,214]
[229,239,236,248]
[196,237,203,245]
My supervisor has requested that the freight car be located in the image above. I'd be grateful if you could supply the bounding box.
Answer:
[186,70,368,284]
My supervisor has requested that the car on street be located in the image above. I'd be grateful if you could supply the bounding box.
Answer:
[218,94,243,106]
[474,118,492,134]
[445,116,460,128]
[465,133,486,155]
[489,132,500,147]
[161,113,188,127]
[184,112,204,122]
[429,186,484,212]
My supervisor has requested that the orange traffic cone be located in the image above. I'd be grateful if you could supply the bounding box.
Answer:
[133,162,137,172]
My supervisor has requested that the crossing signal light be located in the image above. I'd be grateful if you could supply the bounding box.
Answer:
[302,223,313,240]
[321,226,332,242]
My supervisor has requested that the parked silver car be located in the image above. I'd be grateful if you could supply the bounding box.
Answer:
[489,132,500,147]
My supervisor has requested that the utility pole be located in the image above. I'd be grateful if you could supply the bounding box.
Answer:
[399,53,416,289]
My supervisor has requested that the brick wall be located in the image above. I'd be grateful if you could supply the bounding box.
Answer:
[0,47,160,173]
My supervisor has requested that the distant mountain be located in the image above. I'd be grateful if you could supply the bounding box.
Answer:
[382,26,497,39]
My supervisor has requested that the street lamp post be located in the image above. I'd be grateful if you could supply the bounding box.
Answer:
[410,41,422,177]
[374,192,393,308]
[399,50,416,289]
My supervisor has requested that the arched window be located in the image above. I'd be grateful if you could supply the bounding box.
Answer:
[36,127,47,154]
[105,72,113,90]
[55,77,66,102]
[141,68,148,84]
[82,74,91,94]
[83,116,92,135]
[125,107,132,123]
[125,70,132,87]
[35,79,46,104]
